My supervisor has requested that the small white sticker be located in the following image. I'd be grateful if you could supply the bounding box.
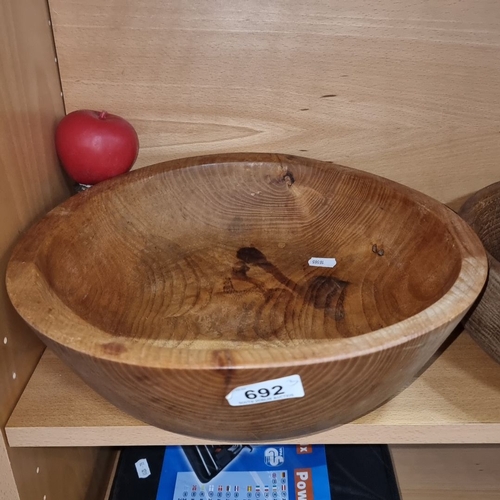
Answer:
[226,375,305,407]
[135,458,151,479]
[308,257,337,268]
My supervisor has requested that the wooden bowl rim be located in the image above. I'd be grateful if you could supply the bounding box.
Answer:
[6,153,488,369]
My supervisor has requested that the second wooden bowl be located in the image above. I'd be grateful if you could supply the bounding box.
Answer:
[460,181,500,363]
[6,154,487,440]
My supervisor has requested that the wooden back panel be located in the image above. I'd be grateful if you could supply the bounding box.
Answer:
[49,0,500,208]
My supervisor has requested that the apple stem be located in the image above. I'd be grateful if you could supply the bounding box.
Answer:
[98,111,108,120]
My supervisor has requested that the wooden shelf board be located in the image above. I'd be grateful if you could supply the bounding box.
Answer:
[6,332,500,447]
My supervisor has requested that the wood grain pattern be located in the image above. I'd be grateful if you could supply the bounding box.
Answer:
[459,182,500,363]
[6,154,487,440]
[0,0,70,498]
[393,445,500,500]
[0,0,495,495]
[6,332,500,447]
[8,447,115,500]
[0,0,68,428]
[0,438,18,500]
[48,0,500,207]
[0,1,113,499]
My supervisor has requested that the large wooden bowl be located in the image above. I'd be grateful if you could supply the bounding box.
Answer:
[459,181,500,363]
[6,154,487,440]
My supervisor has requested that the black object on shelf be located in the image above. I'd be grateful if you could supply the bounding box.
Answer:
[109,445,400,500]
[109,446,166,500]
[181,445,254,483]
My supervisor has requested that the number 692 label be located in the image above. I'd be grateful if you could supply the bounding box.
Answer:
[225,375,305,407]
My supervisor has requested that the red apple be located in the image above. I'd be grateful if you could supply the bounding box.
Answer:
[55,110,139,185]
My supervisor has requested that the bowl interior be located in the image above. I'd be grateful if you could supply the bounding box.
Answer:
[31,156,463,348]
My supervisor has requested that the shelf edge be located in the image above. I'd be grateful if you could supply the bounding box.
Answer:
[7,424,500,448]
